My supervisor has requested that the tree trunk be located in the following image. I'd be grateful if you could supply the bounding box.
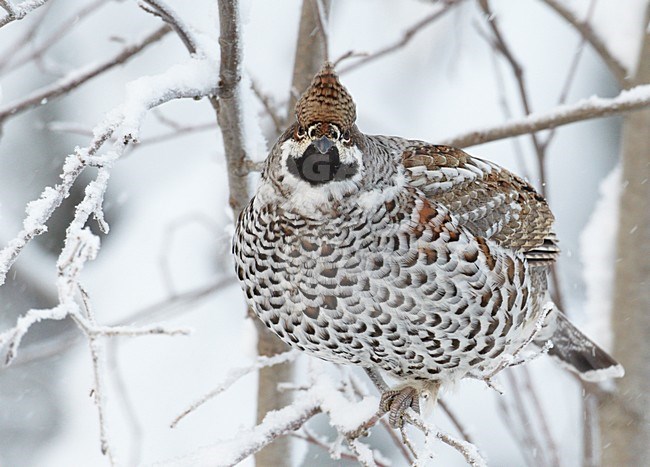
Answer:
[598,6,650,465]
[253,1,329,465]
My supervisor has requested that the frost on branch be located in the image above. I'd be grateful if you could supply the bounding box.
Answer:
[0,24,220,462]
[162,356,487,467]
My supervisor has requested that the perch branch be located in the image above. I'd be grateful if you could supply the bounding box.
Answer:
[443,83,650,147]
[0,0,51,28]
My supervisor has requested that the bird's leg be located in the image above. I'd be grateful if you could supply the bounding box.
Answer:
[363,368,421,428]
[363,367,389,392]
[380,386,420,428]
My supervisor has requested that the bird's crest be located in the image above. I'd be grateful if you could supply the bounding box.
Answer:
[295,63,357,130]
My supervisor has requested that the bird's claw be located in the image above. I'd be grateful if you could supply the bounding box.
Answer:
[380,386,420,428]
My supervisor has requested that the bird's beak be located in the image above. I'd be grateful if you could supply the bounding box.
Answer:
[312,136,334,154]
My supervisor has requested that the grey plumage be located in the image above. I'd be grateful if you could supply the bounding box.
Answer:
[233,63,623,423]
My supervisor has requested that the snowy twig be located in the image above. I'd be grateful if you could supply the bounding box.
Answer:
[0,0,51,71]
[162,366,384,466]
[6,277,235,368]
[72,291,116,463]
[339,0,461,74]
[403,410,487,467]
[0,47,217,287]
[0,130,111,287]
[444,83,650,147]
[170,350,301,428]
[293,428,389,467]
[162,397,321,467]
[541,0,629,86]
[0,25,171,125]
[1,37,220,459]
[348,370,415,463]
[0,0,50,28]
[139,0,198,54]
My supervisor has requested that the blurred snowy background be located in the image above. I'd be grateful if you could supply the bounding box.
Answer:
[0,0,647,465]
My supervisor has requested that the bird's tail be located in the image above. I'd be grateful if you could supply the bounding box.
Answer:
[542,312,624,382]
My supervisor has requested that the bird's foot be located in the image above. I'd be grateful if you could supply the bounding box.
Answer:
[380,386,420,428]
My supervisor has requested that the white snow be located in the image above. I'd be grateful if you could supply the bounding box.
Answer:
[159,393,320,467]
[579,164,622,351]
[22,186,59,232]
[0,0,643,466]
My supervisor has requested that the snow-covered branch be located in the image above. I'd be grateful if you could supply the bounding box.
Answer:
[215,0,251,216]
[403,410,487,467]
[162,395,321,467]
[0,0,50,28]
[163,358,490,467]
[0,24,222,460]
[444,84,650,147]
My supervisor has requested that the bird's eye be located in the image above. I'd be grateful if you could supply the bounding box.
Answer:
[341,130,350,143]
[296,126,306,139]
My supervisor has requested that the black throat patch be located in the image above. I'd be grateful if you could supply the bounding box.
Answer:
[286,143,358,185]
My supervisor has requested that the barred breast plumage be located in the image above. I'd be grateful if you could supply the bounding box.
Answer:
[232,63,623,427]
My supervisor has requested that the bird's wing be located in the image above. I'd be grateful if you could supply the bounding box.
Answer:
[401,143,559,263]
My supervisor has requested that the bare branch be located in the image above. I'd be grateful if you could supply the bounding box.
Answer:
[71,294,116,464]
[438,399,477,446]
[2,0,108,73]
[541,0,597,152]
[0,25,171,125]
[171,350,301,428]
[443,83,650,147]
[541,0,630,86]
[477,0,548,196]
[520,367,560,466]
[339,1,461,74]
[250,77,284,135]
